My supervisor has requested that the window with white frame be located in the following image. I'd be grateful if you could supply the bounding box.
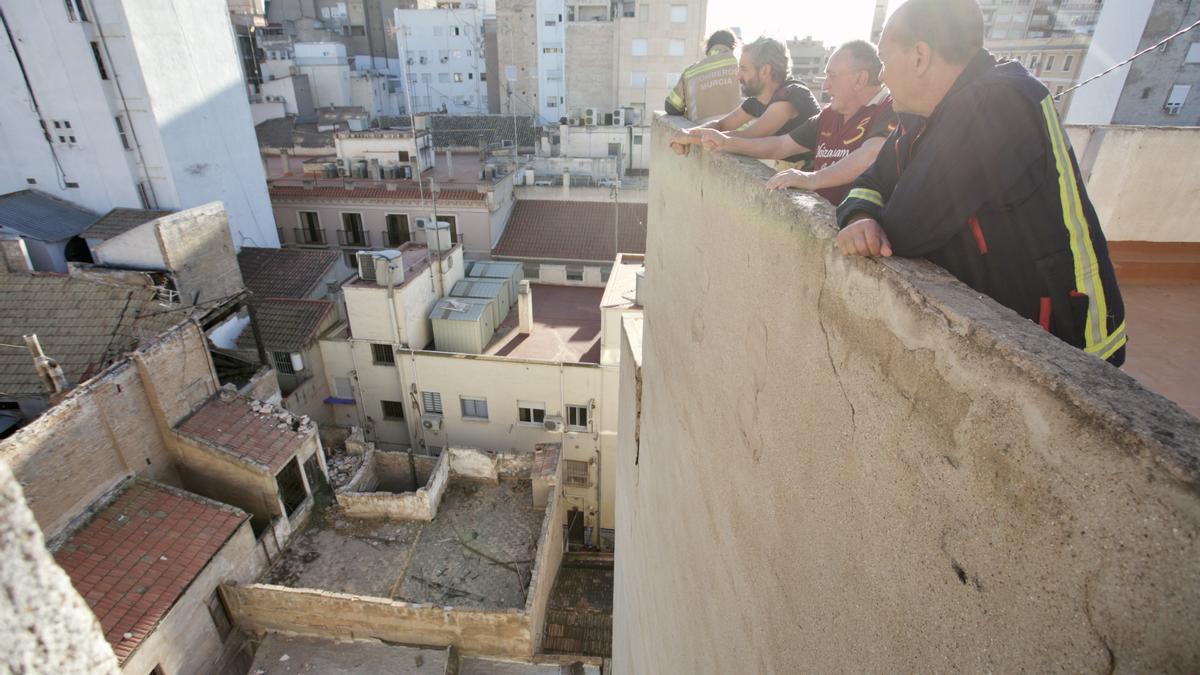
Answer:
[271,351,296,375]
[669,40,685,57]
[670,5,687,22]
[566,266,584,281]
[1062,54,1074,72]
[1187,42,1200,64]
[566,404,589,430]
[454,73,464,82]
[1165,85,1191,115]
[631,39,648,57]
[461,397,488,420]
[334,377,354,399]
[1044,55,1055,71]
[518,401,545,425]
[114,115,131,151]
[423,391,443,414]
[630,71,646,88]
[370,343,395,365]
[563,459,590,486]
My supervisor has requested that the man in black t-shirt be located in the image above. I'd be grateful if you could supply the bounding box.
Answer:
[669,37,819,161]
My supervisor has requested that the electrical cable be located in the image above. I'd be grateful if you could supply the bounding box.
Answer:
[1054,16,1200,100]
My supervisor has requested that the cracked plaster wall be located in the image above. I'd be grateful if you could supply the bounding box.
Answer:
[612,115,1200,673]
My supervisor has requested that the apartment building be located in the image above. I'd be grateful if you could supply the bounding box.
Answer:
[980,0,1103,41]
[0,0,278,249]
[1067,0,1200,125]
[990,35,1091,111]
[394,5,491,113]
[787,37,833,93]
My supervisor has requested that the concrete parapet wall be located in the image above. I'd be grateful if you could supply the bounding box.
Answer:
[336,450,449,521]
[524,486,565,654]
[219,583,533,658]
[612,115,1200,673]
[449,447,499,483]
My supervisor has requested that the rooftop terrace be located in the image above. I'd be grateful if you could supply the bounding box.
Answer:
[484,283,604,363]
[264,478,543,609]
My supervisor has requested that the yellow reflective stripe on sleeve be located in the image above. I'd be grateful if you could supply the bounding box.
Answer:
[1040,95,1109,353]
[668,88,685,107]
[844,187,884,208]
[1086,320,1127,360]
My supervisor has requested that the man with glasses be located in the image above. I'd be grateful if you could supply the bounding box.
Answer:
[694,41,896,205]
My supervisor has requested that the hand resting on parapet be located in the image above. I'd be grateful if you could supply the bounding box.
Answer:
[837,217,893,257]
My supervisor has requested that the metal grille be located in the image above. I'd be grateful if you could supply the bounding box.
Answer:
[563,459,590,487]
[422,391,443,414]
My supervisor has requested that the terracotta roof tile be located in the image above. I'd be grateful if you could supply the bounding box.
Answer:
[52,481,246,665]
[175,392,310,472]
[238,298,333,352]
[269,184,486,203]
[238,247,339,299]
[493,200,647,263]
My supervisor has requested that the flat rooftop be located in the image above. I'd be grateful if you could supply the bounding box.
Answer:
[600,254,643,311]
[484,283,603,363]
[52,481,246,663]
[345,243,455,291]
[264,479,543,609]
[1120,282,1200,418]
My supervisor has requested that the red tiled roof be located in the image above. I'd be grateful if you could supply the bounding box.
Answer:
[493,200,647,262]
[52,481,246,664]
[238,247,339,299]
[175,393,309,472]
[269,184,486,202]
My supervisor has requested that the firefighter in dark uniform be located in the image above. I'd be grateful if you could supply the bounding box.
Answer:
[836,0,1126,365]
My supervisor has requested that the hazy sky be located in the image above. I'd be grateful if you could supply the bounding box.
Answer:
[705,0,893,49]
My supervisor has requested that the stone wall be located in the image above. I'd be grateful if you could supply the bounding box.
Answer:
[0,321,214,537]
[449,447,499,482]
[336,450,449,520]
[612,115,1200,673]
[219,583,533,658]
[155,203,247,304]
[0,462,120,674]
[523,483,564,654]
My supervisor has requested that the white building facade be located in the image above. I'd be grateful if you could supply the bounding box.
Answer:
[0,0,278,248]
[394,6,490,114]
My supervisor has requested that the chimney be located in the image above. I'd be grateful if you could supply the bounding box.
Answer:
[23,334,68,395]
[518,280,533,335]
[280,148,292,176]
[562,171,571,197]
[445,150,453,176]
[0,237,33,273]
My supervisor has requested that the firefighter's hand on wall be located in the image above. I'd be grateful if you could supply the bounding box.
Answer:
[837,217,893,258]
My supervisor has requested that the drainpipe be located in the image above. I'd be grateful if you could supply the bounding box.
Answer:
[385,259,418,477]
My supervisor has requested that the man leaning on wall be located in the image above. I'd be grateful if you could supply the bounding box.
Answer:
[835,0,1126,365]
[664,29,742,123]
[669,37,820,166]
[694,40,897,205]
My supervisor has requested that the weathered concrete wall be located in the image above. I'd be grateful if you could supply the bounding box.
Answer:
[566,23,616,113]
[219,583,533,658]
[121,518,262,675]
[0,461,120,674]
[155,203,246,305]
[524,485,564,654]
[1066,124,1200,243]
[612,115,1200,673]
[0,321,214,537]
[449,447,499,482]
[171,433,283,530]
[337,450,449,520]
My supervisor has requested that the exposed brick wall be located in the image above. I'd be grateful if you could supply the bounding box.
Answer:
[0,321,215,537]
[155,204,246,305]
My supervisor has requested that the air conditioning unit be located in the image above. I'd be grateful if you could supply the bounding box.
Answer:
[355,251,378,282]
[612,108,625,126]
[414,217,431,230]
[407,57,414,65]
[568,117,580,126]
[421,412,443,432]
[420,56,428,64]
[543,416,564,432]
[583,107,598,125]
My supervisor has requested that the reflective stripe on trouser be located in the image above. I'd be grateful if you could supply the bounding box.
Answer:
[1039,95,1124,358]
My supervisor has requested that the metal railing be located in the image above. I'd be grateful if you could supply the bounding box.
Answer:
[385,231,410,248]
[336,229,371,247]
[293,227,327,245]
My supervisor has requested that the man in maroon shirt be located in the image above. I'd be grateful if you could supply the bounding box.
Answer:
[696,41,897,204]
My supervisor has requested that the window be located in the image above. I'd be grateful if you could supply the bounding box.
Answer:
[543,47,562,54]
[563,459,590,486]
[670,5,687,22]
[668,40,685,57]
[386,214,410,247]
[630,71,646,88]
[566,266,584,281]
[452,26,460,36]
[454,73,464,83]
[1187,43,1200,64]
[423,391,443,414]
[276,457,308,516]
[544,13,557,26]
[334,377,354,399]
[990,28,1007,39]
[1063,55,1074,72]
[91,42,109,80]
[271,351,296,375]
[1044,55,1055,71]
[1055,85,1064,96]
[461,397,489,420]
[344,251,356,267]
[1165,85,1191,115]
[349,25,366,36]
[64,0,88,22]
[518,401,545,425]
[114,115,131,151]
[371,343,395,365]
[631,39,647,57]
[480,72,487,82]
[136,182,154,209]
[381,400,405,420]
[206,591,233,640]
[421,73,432,84]
[633,134,643,145]
[439,72,451,83]
[567,404,589,430]
[452,49,462,58]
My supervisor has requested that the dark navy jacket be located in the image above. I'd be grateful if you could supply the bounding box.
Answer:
[837,50,1126,365]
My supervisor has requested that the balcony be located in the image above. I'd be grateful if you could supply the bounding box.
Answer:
[293,227,327,245]
[384,231,410,248]
[336,229,371,247]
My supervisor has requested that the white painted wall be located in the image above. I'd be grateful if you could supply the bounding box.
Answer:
[1063,1,1155,125]
[535,0,566,124]
[294,42,352,108]
[394,7,489,114]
